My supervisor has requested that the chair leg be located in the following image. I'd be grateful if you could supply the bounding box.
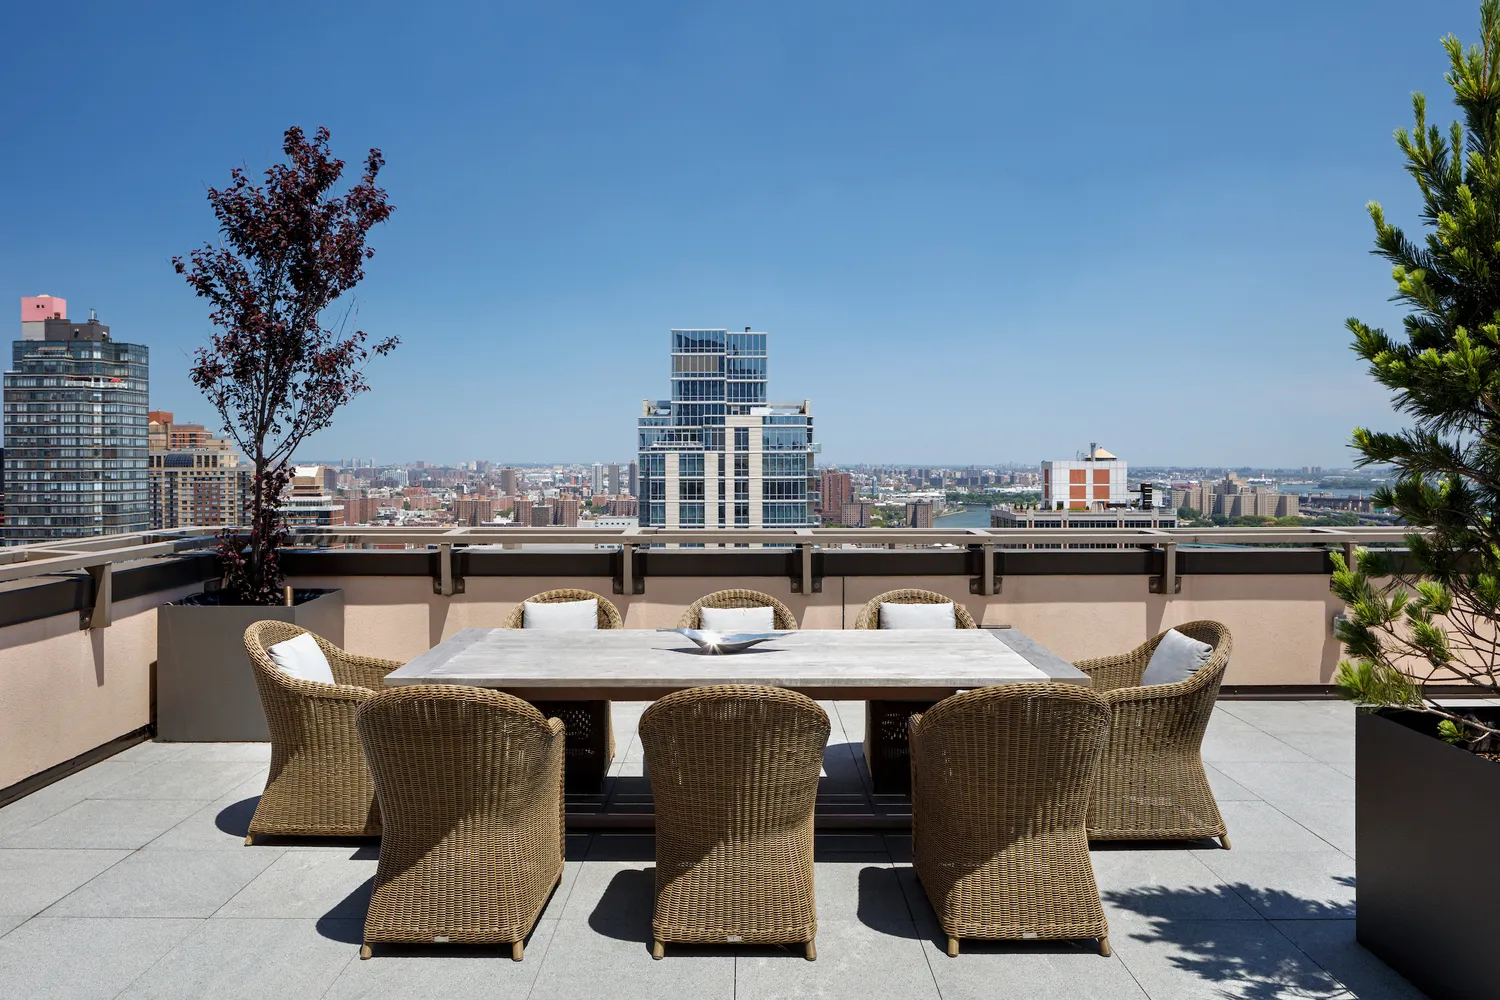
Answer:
[804,939,817,961]
[652,940,665,960]
[359,944,372,960]
[1099,936,1111,957]
[243,834,254,846]
[1220,833,1232,850]
[946,936,959,958]
[512,940,524,962]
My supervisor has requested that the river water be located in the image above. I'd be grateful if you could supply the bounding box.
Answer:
[932,505,990,528]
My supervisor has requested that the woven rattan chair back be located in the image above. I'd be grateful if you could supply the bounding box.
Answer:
[910,683,1111,956]
[501,589,623,629]
[356,684,566,959]
[639,684,830,959]
[853,589,977,629]
[243,621,398,841]
[676,589,799,630]
[501,589,621,793]
[1078,620,1234,845]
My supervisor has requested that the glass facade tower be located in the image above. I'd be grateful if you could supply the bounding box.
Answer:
[638,329,816,529]
[4,317,150,542]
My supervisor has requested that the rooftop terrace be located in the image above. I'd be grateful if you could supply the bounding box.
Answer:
[0,699,1415,1000]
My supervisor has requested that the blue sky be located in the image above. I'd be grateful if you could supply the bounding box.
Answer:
[0,1,1477,467]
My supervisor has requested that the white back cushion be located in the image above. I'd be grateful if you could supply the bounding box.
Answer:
[267,632,337,686]
[1140,628,1215,686]
[700,605,776,632]
[523,598,599,630]
[879,601,957,629]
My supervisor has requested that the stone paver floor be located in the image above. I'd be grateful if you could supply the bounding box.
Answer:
[0,701,1424,999]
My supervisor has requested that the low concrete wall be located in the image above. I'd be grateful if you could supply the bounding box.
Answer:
[288,571,1345,686]
[0,583,201,790]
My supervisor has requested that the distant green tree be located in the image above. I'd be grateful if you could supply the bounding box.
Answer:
[1334,0,1500,744]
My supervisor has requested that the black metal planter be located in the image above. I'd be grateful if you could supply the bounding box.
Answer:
[1356,707,1500,1000]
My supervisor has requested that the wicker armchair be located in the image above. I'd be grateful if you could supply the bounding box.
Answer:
[243,621,402,843]
[854,589,976,794]
[676,589,799,630]
[504,589,622,794]
[911,683,1112,958]
[640,684,829,960]
[356,684,565,961]
[1075,620,1234,848]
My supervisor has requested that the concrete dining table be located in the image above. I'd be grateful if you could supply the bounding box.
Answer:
[383,626,1088,827]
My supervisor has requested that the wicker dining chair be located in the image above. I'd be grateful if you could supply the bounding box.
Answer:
[243,621,403,843]
[1075,620,1234,848]
[640,684,829,960]
[854,589,977,794]
[910,683,1112,957]
[676,589,799,630]
[356,684,565,961]
[504,589,623,794]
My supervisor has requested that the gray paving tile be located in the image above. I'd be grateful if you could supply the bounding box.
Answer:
[109,741,191,764]
[0,798,202,849]
[527,915,735,999]
[922,942,1149,999]
[93,760,267,801]
[165,742,272,763]
[1108,912,1353,999]
[118,917,359,1000]
[217,850,375,919]
[0,913,28,938]
[1273,919,1428,1000]
[1272,798,1357,856]
[143,780,267,852]
[0,848,130,916]
[1202,726,1317,764]
[326,920,556,998]
[1272,729,1358,765]
[0,784,84,839]
[1193,849,1356,920]
[1212,761,1355,804]
[1204,764,1262,801]
[1092,849,1261,922]
[44,759,158,796]
[0,916,201,1000]
[45,848,282,918]
[1219,701,1354,735]
[1330,760,1357,778]
[1213,800,1338,853]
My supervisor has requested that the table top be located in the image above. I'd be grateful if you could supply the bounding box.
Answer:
[384,627,1088,700]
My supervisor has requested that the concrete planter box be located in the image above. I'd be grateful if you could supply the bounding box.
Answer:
[1356,707,1500,999]
[156,589,344,742]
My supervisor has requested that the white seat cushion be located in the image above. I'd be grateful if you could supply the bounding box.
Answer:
[879,601,957,629]
[699,605,777,632]
[1140,628,1215,686]
[523,598,599,630]
[267,632,337,686]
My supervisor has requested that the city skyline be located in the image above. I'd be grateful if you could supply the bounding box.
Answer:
[3,2,1468,466]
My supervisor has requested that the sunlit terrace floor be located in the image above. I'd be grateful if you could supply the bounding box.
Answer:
[0,701,1422,1000]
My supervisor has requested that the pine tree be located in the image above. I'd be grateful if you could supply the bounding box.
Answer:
[1336,0,1500,744]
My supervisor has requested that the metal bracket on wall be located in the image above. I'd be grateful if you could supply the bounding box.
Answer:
[969,542,1001,596]
[614,530,644,595]
[1148,540,1180,595]
[433,542,465,596]
[80,563,112,629]
[790,533,822,594]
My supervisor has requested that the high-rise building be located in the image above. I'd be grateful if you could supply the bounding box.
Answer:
[818,469,852,516]
[591,463,605,493]
[453,497,493,526]
[905,501,933,528]
[499,467,519,496]
[840,500,872,528]
[530,503,554,526]
[4,300,149,542]
[627,460,638,497]
[1041,444,1130,511]
[637,328,815,528]
[147,412,247,529]
[343,496,384,524]
[607,462,621,495]
[554,496,580,527]
[281,466,344,527]
[512,497,533,525]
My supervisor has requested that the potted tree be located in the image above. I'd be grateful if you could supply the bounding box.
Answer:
[156,126,397,741]
[1334,4,1500,996]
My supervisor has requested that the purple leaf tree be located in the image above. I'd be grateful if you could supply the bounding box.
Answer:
[174,126,396,605]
